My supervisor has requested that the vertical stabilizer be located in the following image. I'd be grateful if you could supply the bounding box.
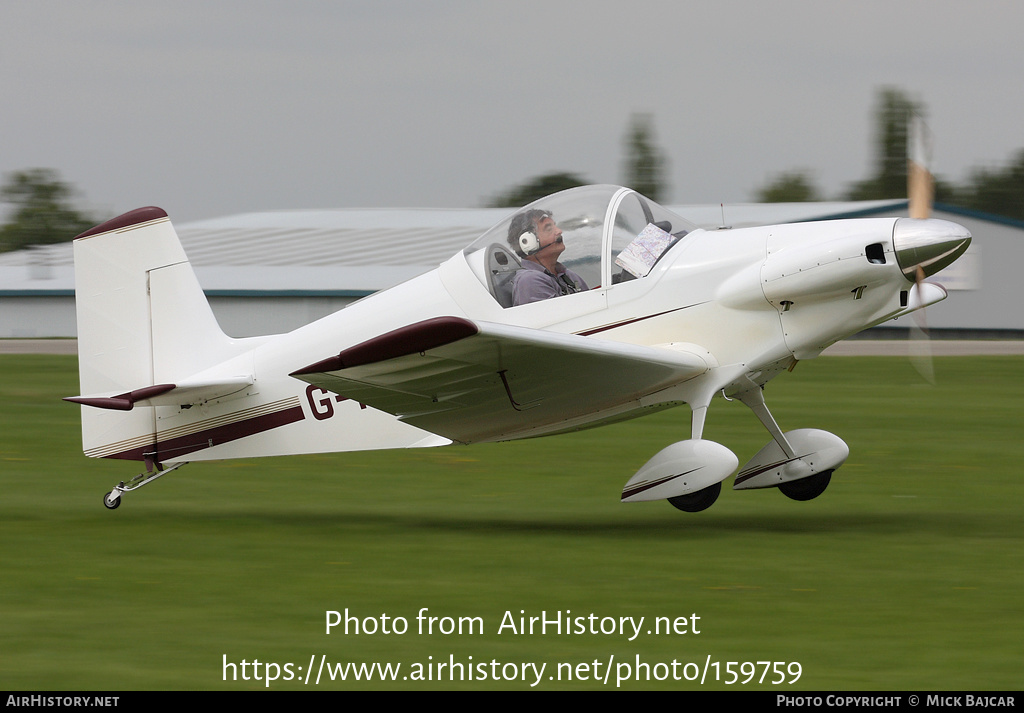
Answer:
[71,207,236,461]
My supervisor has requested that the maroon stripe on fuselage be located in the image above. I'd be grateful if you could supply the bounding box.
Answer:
[102,404,305,462]
[575,304,703,337]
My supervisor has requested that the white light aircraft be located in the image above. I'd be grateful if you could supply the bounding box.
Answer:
[67,161,971,512]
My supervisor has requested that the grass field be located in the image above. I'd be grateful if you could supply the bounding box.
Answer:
[1,354,1021,690]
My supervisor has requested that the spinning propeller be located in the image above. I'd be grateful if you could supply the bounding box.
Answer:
[893,114,972,382]
[907,114,936,382]
[907,113,934,222]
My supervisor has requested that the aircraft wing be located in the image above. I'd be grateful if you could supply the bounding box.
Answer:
[290,316,708,443]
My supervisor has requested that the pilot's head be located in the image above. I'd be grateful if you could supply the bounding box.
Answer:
[508,209,563,259]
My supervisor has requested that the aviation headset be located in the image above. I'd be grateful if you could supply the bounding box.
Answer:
[518,230,541,256]
[508,209,554,257]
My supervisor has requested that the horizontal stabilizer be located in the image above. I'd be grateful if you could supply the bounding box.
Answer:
[65,375,254,411]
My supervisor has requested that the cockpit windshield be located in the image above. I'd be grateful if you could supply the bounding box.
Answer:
[463,185,697,308]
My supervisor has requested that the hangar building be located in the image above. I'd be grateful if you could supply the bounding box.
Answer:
[0,199,1011,339]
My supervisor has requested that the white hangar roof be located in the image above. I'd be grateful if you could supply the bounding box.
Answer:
[0,200,908,296]
[5,196,1017,338]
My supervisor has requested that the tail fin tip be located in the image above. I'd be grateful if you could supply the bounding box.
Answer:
[75,207,169,240]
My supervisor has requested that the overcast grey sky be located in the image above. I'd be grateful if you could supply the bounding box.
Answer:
[2,1,1022,223]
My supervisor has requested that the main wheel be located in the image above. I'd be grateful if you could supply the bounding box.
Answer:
[103,491,121,510]
[779,469,833,501]
[668,481,722,513]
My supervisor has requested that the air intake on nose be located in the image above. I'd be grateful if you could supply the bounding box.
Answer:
[865,243,886,264]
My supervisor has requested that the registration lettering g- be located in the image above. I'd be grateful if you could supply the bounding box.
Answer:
[306,385,336,421]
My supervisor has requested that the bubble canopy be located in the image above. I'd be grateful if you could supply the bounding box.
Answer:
[463,185,699,308]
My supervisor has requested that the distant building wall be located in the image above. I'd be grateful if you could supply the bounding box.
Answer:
[0,202,1020,338]
[208,295,364,337]
[0,294,367,339]
[0,295,77,338]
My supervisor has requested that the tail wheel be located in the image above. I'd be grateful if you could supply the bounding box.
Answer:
[779,470,833,502]
[668,481,721,513]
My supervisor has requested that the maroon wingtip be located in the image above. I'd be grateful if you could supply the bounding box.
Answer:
[63,395,133,411]
[63,384,176,411]
[75,207,169,240]
[290,316,479,376]
[128,384,176,401]
[290,356,344,377]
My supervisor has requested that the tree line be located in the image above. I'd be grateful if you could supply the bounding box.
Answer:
[756,86,1024,221]
[0,169,98,252]
[3,90,1022,253]
[491,88,1024,222]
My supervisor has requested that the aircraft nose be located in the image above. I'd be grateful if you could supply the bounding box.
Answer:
[893,218,972,280]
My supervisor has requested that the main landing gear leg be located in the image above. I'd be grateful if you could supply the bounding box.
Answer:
[730,383,848,499]
[103,461,186,510]
[671,400,725,511]
[734,386,795,458]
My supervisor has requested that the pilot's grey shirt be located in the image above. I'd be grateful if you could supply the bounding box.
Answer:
[512,259,589,306]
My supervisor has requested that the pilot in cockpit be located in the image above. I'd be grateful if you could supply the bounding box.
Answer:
[507,209,589,306]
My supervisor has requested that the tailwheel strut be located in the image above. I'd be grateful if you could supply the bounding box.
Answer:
[103,461,186,510]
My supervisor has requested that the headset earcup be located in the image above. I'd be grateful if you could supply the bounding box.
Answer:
[519,231,539,255]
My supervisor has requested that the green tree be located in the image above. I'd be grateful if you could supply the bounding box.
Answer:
[622,113,668,201]
[845,87,923,200]
[755,170,822,202]
[486,172,590,208]
[0,169,97,252]
[958,149,1024,221]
